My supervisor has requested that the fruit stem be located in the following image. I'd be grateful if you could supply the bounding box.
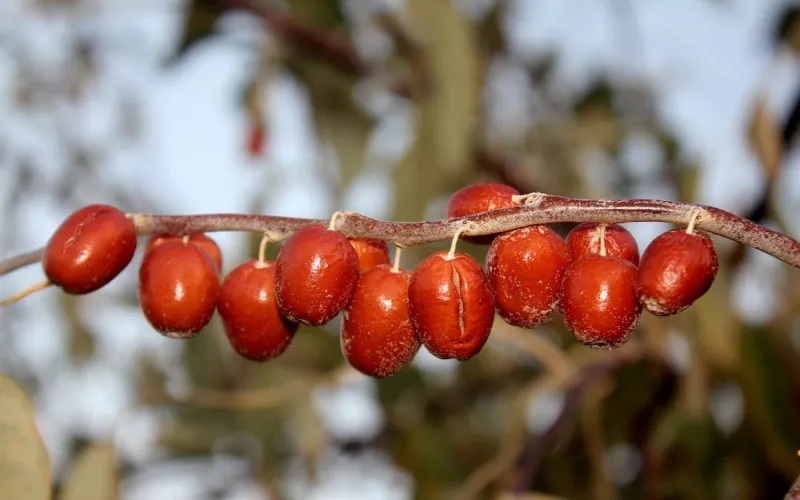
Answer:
[256,233,271,268]
[686,209,702,235]
[446,226,469,261]
[598,224,607,257]
[328,211,345,231]
[181,234,190,244]
[392,245,403,273]
[511,192,544,207]
[0,280,52,307]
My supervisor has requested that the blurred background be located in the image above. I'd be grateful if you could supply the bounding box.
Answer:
[0,0,799,498]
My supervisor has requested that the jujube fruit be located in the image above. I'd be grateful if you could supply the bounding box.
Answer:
[560,254,641,349]
[408,251,495,360]
[348,238,391,273]
[635,229,718,316]
[218,260,297,361]
[566,223,639,265]
[274,224,360,326]
[145,233,223,271]
[446,182,520,244]
[138,239,220,338]
[43,204,137,294]
[487,225,571,328]
[341,264,419,378]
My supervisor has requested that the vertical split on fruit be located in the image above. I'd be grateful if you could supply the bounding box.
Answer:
[635,228,719,316]
[408,251,495,360]
[487,225,571,328]
[145,233,223,271]
[43,204,138,294]
[566,222,639,265]
[348,238,391,273]
[446,182,521,244]
[274,223,360,326]
[138,239,220,338]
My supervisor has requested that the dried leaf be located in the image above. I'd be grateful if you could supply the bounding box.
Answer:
[59,443,117,500]
[0,373,51,500]
[748,96,782,182]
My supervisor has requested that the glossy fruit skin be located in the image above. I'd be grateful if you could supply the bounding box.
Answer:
[487,226,571,328]
[348,238,391,274]
[566,223,639,265]
[560,254,641,349]
[145,233,223,271]
[43,204,137,294]
[341,265,420,378]
[408,251,495,360]
[446,182,520,244]
[635,229,719,316]
[274,224,360,326]
[218,260,297,361]
[138,240,220,338]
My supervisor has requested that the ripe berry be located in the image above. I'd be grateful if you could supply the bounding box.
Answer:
[145,233,223,271]
[566,223,639,265]
[446,182,520,244]
[218,260,297,361]
[348,238,390,273]
[560,254,641,349]
[138,239,220,338]
[43,204,137,294]
[341,264,419,378]
[487,225,571,328]
[408,251,495,360]
[274,224,360,326]
[635,229,719,316]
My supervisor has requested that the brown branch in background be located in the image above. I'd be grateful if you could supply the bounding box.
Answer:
[0,248,44,276]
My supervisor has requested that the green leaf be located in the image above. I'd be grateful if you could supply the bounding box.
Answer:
[0,373,51,500]
[59,443,117,500]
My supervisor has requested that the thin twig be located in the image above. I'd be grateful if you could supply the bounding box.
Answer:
[0,248,44,276]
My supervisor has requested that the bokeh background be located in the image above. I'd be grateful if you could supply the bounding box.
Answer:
[1,0,800,499]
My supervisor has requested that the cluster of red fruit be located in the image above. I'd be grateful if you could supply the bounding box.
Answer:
[36,182,719,379]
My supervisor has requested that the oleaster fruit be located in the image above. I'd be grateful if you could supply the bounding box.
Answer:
[341,264,420,378]
[348,237,391,274]
[138,239,220,338]
[145,233,223,271]
[446,182,520,244]
[274,224,360,326]
[566,222,639,265]
[408,251,495,360]
[487,225,571,328]
[217,259,298,362]
[43,204,137,295]
[635,229,719,316]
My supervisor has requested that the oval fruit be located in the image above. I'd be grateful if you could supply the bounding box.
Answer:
[446,182,520,244]
[566,223,639,265]
[145,233,223,271]
[348,238,391,273]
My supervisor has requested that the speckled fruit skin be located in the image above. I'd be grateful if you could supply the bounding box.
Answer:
[566,223,639,265]
[635,229,719,316]
[446,182,520,244]
[408,251,495,360]
[43,204,137,294]
[560,254,641,349]
[145,233,223,271]
[341,265,420,378]
[274,224,360,326]
[138,240,220,338]
[487,225,571,328]
[218,260,298,362]
[348,238,391,274]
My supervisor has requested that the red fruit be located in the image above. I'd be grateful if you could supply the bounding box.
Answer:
[560,254,641,349]
[43,204,137,294]
[408,251,495,360]
[274,224,360,326]
[146,233,223,271]
[446,182,521,244]
[138,240,220,338]
[635,229,719,316]
[218,260,297,361]
[348,238,391,273]
[341,265,420,378]
[246,121,267,158]
[566,223,639,265]
[487,225,571,328]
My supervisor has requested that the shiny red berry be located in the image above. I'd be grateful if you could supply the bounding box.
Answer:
[145,233,223,271]
[138,240,220,338]
[446,182,520,244]
[487,225,571,328]
[635,229,718,316]
[341,265,420,378]
[43,204,137,294]
[566,223,639,265]
[218,260,297,361]
[560,254,641,349]
[274,224,360,326]
[408,251,495,360]
[348,238,391,274]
